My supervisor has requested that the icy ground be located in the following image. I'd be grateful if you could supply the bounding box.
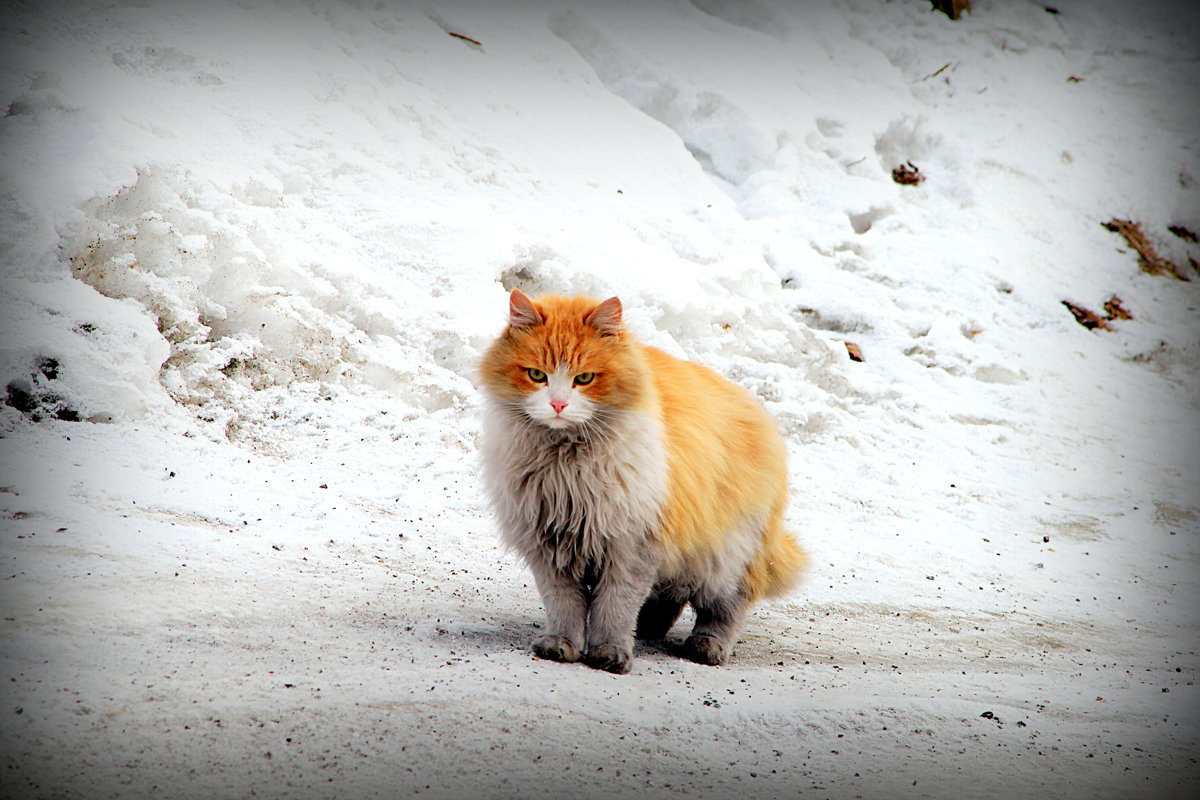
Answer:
[1,1,1198,798]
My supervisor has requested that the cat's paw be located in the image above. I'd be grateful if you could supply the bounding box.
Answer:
[583,643,632,674]
[532,635,582,663]
[681,634,727,666]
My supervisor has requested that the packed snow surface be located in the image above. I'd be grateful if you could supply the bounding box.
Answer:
[1,1,1198,798]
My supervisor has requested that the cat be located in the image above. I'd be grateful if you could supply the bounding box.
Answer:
[479,289,806,674]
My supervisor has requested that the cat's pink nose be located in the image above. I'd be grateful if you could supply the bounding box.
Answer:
[550,399,568,414]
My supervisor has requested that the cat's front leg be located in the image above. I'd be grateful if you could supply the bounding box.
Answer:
[583,551,658,675]
[527,557,587,663]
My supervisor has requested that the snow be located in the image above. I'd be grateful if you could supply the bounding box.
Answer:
[1,0,1198,797]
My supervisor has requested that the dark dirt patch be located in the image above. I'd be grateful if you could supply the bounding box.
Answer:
[4,357,81,422]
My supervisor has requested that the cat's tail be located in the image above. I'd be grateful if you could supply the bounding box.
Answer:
[745,509,808,601]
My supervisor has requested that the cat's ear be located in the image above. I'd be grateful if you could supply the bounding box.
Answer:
[585,296,623,336]
[508,289,544,329]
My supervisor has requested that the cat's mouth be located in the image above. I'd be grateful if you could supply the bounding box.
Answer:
[514,405,574,430]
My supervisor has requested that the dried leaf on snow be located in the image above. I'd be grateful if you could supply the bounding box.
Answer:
[1102,219,1189,280]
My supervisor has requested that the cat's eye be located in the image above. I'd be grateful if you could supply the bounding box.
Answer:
[526,367,548,383]
[574,372,596,386]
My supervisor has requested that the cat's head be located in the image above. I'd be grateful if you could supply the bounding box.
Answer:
[480,290,648,430]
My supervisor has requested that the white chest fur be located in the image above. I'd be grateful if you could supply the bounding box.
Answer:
[480,402,669,570]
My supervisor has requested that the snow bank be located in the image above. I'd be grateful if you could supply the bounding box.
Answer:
[4,0,859,436]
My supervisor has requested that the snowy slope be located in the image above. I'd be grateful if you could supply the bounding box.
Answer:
[1,1,1198,798]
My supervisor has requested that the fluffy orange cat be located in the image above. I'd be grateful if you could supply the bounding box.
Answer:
[479,290,805,674]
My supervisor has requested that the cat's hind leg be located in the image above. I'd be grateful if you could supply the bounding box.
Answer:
[682,588,750,666]
[635,582,688,640]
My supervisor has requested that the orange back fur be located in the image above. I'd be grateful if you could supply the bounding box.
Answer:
[480,293,806,600]
[643,346,806,600]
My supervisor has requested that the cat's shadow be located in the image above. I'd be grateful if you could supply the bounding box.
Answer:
[440,616,693,661]
[633,636,687,658]
[440,615,538,653]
